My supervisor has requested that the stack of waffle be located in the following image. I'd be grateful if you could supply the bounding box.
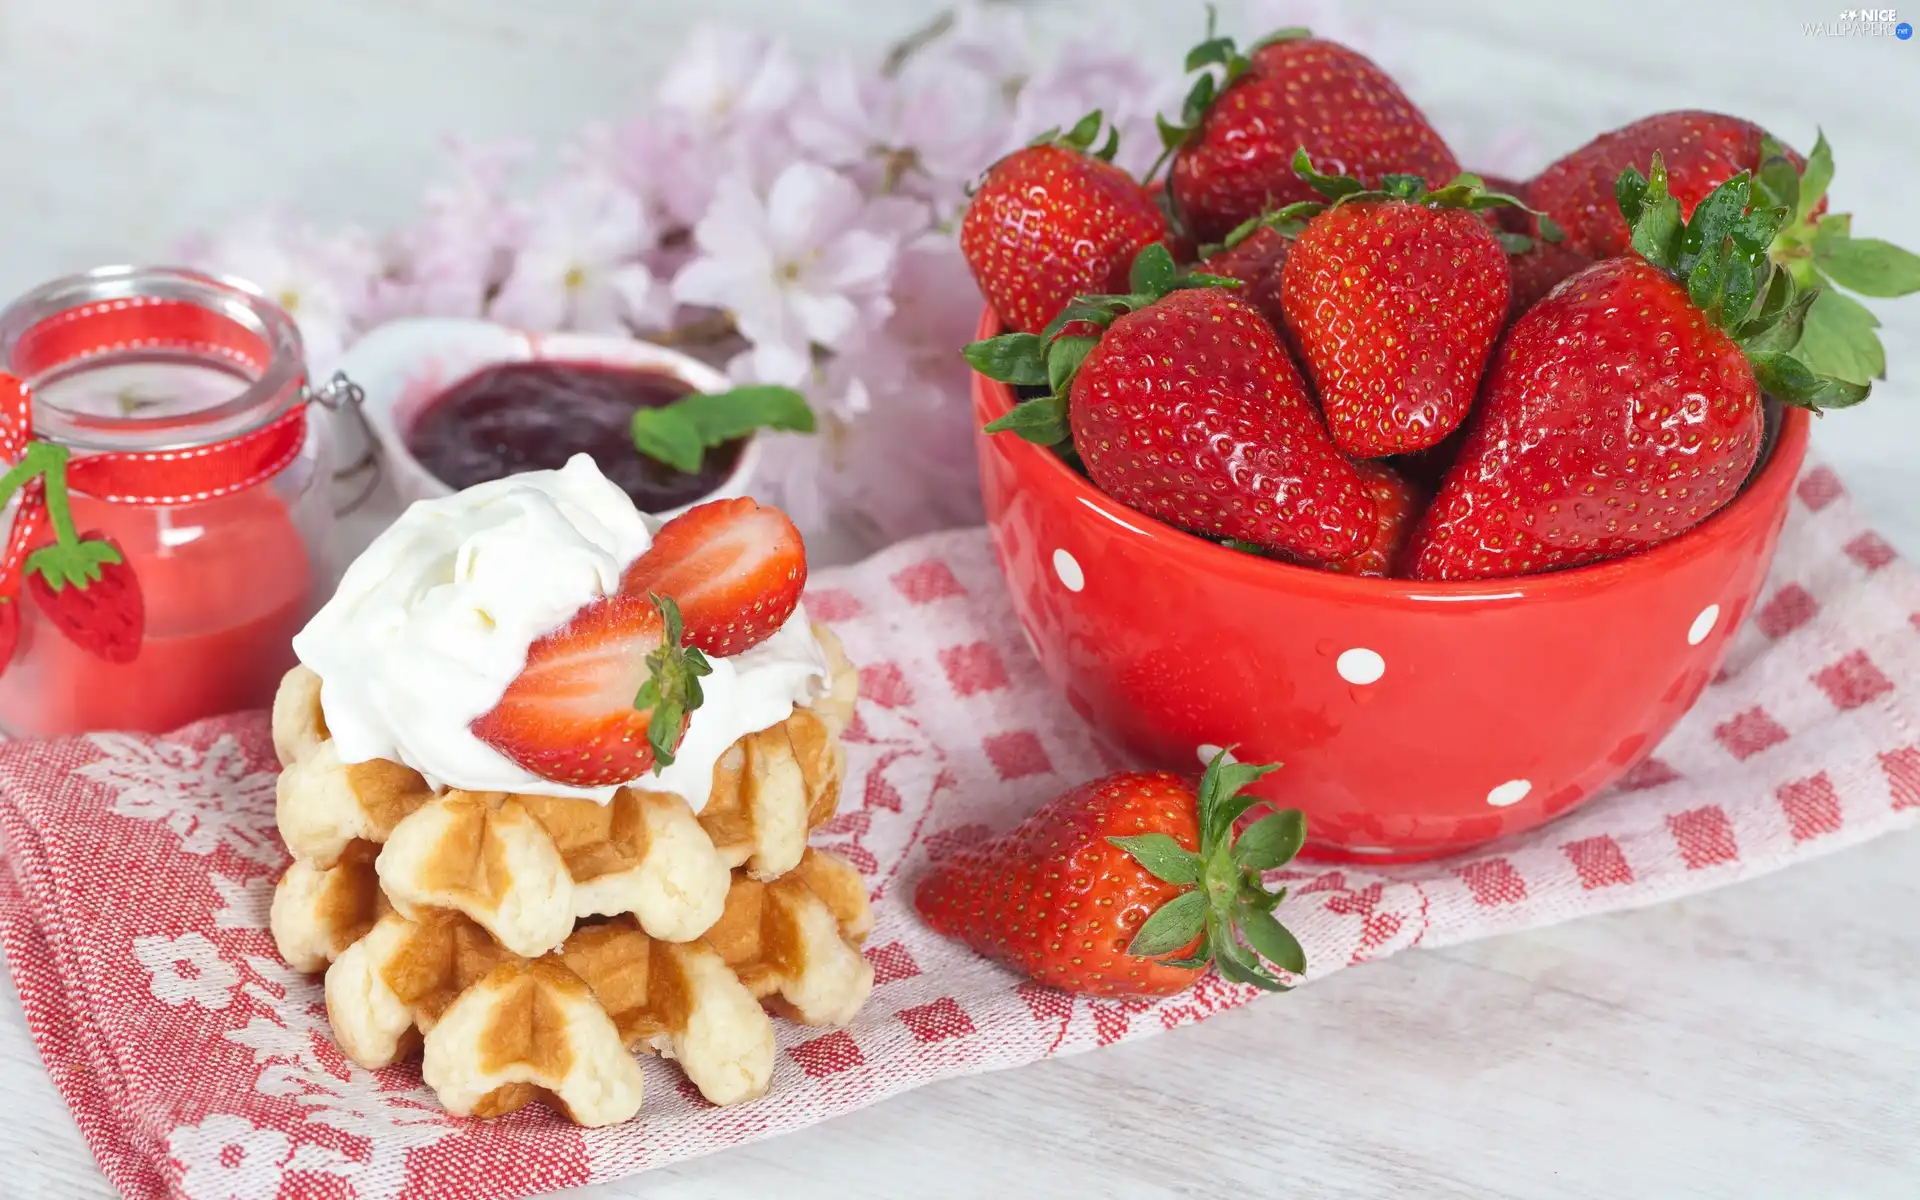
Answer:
[267,626,872,1127]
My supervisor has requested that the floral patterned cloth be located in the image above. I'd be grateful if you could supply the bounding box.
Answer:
[2,462,1917,1200]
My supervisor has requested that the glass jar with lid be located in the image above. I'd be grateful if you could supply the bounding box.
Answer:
[0,265,360,736]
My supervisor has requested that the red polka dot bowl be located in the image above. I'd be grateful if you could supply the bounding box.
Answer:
[972,308,1812,862]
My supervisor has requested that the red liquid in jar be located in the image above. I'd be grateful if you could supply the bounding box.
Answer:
[404,361,744,513]
[0,485,313,735]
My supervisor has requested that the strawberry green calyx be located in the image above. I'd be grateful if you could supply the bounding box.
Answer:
[1107,747,1307,991]
[1203,200,1324,258]
[1149,6,1311,178]
[1757,131,1920,388]
[1291,148,1565,251]
[965,242,1242,445]
[1028,108,1123,165]
[637,592,712,771]
[1618,153,1870,412]
[7,442,126,594]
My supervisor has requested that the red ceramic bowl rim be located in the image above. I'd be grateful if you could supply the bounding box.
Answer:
[972,305,1812,603]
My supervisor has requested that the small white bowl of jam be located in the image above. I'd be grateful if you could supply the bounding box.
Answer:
[339,319,790,516]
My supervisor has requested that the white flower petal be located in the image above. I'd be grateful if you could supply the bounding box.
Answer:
[764,163,865,260]
[806,228,897,295]
[787,288,862,349]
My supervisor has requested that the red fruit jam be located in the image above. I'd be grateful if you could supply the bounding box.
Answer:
[404,361,744,512]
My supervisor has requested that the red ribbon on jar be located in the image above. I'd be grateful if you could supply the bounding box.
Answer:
[0,269,358,736]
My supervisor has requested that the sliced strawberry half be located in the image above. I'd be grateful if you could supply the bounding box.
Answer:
[471,592,711,788]
[619,498,807,657]
[25,530,144,664]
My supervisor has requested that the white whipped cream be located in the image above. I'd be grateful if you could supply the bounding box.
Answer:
[293,453,829,808]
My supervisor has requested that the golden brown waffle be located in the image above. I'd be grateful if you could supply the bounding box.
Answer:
[270,624,857,956]
[268,621,870,1126]
[300,848,872,1125]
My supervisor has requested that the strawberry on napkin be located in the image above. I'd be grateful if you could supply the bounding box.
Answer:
[1,461,1916,1200]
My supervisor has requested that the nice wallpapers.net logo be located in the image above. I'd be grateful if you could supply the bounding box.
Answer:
[1804,8,1913,36]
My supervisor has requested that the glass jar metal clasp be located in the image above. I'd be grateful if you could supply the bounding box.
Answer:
[306,370,381,514]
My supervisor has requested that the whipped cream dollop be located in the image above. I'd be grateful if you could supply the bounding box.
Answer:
[293,453,830,807]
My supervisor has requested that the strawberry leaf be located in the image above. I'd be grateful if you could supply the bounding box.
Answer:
[1064,110,1103,149]
[639,593,712,770]
[1108,833,1204,886]
[1625,155,1683,271]
[1615,166,1649,226]
[982,392,1069,446]
[1157,933,1215,971]
[1814,236,1920,298]
[1737,279,1817,355]
[1047,336,1097,393]
[1748,350,1870,412]
[1233,809,1306,871]
[963,333,1050,386]
[1195,750,1281,846]
[1755,147,1800,217]
[1126,888,1208,957]
[1235,902,1307,975]
[1129,242,1178,295]
[1211,923,1286,991]
[1246,25,1310,52]
[1494,231,1535,255]
[1795,288,1884,385]
[1796,130,1834,224]
[1678,173,1750,276]
[1291,148,1365,201]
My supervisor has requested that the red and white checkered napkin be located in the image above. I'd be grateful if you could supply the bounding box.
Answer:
[1,460,1916,1200]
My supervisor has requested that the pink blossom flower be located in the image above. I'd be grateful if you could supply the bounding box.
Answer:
[488,170,669,333]
[790,56,1010,216]
[179,213,379,373]
[772,234,985,546]
[672,162,922,385]
[655,25,801,127]
[379,137,530,320]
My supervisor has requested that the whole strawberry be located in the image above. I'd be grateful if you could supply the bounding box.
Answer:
[967,245,1376,563]
[960,111,1168,335]
[1407,156,1867,581]
[1161,21,1460,244]
[914,750,1308,997]
[1194,205,1315,333]
[1279,155,1554,457]
[1528,111,1811,260]
[1324,463,1422,578]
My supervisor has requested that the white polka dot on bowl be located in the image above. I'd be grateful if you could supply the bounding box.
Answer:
[1687,604,1720,646]
[1051,548,1084,592]
[1336,647,1385,685]
[1486,779,1532,807]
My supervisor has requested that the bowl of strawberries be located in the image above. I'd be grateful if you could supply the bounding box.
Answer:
[961,23,1915,861]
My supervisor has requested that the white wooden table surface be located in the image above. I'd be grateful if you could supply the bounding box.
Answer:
[3,1,1918,1197]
